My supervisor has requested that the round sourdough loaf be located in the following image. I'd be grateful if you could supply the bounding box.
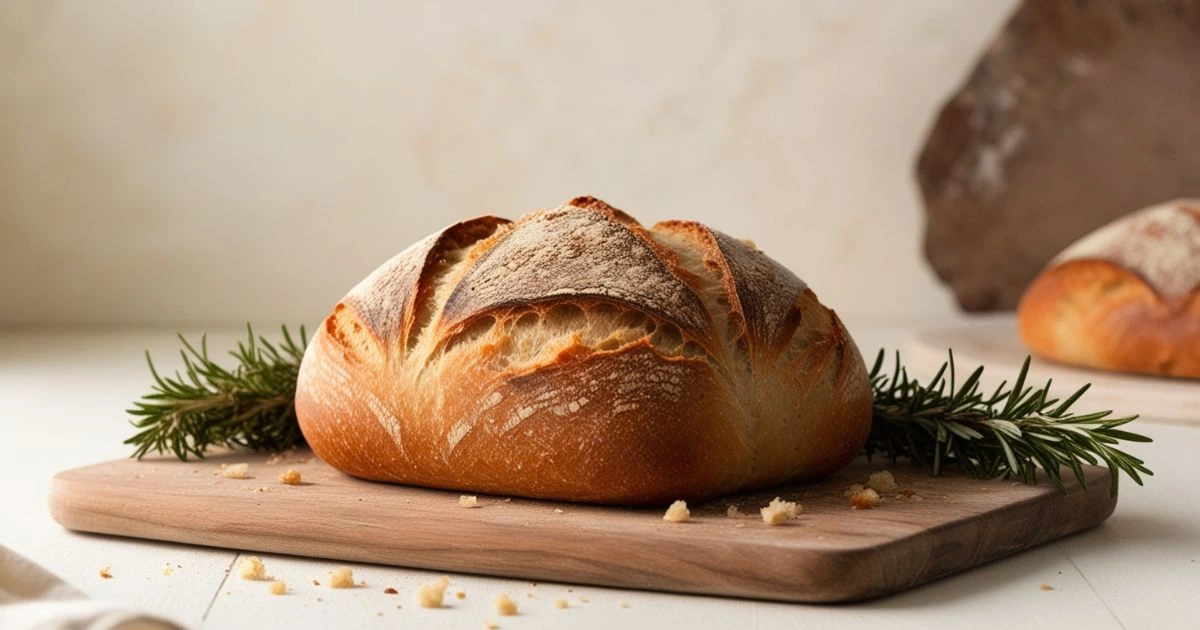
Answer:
[1018,199,1200,379]
[295,197,873,504]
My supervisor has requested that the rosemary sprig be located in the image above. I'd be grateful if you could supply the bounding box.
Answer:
[125,328,1153,496]
[866,349,1152,496]
[124,324,308,460]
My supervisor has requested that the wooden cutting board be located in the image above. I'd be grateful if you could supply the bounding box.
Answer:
[50,450,1118,603]
[908,319,1200,426]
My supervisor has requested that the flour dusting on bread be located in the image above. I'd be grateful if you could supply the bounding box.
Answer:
[1053,200,1200,298]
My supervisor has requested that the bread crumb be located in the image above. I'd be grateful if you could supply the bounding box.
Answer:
[417,576,450,608]
[278,469,301,485]
[485,622,499,630]
[618,600,629,608]
[849,486,881,510]
[760,497,802,525]
[726,504,741,517]
[663,500,690,523]
[493,593,519,616]
[734,522,746,528]
[553,598,569,609]
[99,566,113,579]
[329,566,354,588]
[161,564,174,576]
[384,587,398,594]
[1040,583,1054,591]
[239,557,266,580]
[220,463,250,479]
[268,580,287,595]
[867,470,898,494]
[456,590,466,599]
[552,508,564,514]
[459,495,479,508]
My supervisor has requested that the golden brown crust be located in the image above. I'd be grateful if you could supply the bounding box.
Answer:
[296,197,873,505]
[1018,259,1200,379]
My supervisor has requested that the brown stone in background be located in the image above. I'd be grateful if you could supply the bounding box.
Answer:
[917,0,1200,312]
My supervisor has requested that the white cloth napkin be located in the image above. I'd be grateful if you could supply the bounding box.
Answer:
[0,545,185,630]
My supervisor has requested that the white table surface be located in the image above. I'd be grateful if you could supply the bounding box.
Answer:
[1,317,1197,630]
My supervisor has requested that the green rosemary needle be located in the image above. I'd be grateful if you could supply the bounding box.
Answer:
[866,349,1152,496]
[124,327,1153,496]
[124,324,308,460]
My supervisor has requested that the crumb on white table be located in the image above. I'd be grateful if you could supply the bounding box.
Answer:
[238,557,266,580]
[417,576,450,608]
[269,580,287,595]
[553,598,568,609]
[493,593,519,616]
[329,566,354,588]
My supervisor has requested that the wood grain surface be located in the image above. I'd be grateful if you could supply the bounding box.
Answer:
[908,320,1200,426]
[49,449,1119,603]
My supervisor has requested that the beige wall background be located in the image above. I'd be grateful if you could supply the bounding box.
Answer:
[0,0,1017,326]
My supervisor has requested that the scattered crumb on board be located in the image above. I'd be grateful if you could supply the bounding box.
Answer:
[268,580,287,595]
[760,497,802,525]
[220,463,249,479]
[1040,583,1055,591]
[847,485,881,509]
[278,469,301,485]
[663,500,690,523]
[99,567,112,579]
[867,470,898,494]
[459,495,479,508]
